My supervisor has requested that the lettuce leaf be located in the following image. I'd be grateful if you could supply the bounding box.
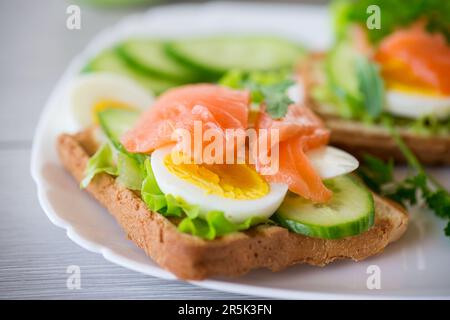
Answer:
[406,116,450,136]
[219,69,246,89]
[140,158,268,239]
[140,158,176,216]
[116,152,145,191]
[178,213,268,240]
[83,109,272,239]
[332,0,450,43]
[81,142,145,191]
[80,143,118,189]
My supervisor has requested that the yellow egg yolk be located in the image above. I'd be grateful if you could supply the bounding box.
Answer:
[92,100,134,123]
[374,22,450,97]
[380,58,443,97]
[163,153,269,200]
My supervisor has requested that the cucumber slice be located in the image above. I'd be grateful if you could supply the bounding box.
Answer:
[85,49,179,95]
[274,175,374,239]
[324,42,367,118]
[117,39,199,82]
[98,108,146,190]
[326,42,361,99]
[98,108,140,146]
[97,108,142,157]
[166,36,305,78]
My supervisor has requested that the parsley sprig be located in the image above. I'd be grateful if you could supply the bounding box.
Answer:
[219,69,294,119]
[357,122,450,237]
[245,79,294,119]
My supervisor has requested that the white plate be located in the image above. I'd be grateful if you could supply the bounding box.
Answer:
[31,2,450,299]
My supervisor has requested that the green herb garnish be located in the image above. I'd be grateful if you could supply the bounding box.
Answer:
[357,154,394,194]
[356,55,384,118]
[357,122,450,237]
[247,79,294,119]
[219,69,294,119]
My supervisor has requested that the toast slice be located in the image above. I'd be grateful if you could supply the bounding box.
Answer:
[57,129,408,280]
[299,53,450,166]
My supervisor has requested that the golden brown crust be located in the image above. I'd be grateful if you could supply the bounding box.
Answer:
[300,53,450,166]
[57,130,408,280]
[318,117,450,165]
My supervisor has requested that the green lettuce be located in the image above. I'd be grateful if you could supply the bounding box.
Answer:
[374,114,450,136]
[332,0,450,43]
[140,158,184,217]
[405,116,450,136]
[116,152,145,191]
[81,143,118,189]
[140,158,268,239]
[178,212,268,241]
[82,108,272,240]
[81,142,145,191]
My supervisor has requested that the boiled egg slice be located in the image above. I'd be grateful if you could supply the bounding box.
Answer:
[385,89,450,120]
[306,146,359,179]
[151,145,288,224]
[69,72,154,127]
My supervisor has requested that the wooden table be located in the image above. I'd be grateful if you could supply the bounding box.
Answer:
[0,0,265,299]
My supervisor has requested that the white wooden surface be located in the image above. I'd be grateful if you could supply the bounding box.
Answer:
[0,0,265,299]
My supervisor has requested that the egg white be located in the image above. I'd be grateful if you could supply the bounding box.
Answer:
[151,146,288,224]
[306,146,359,179]
[287,83,305,104]
[385,89,450,120]
[69,72,154,127]
[287,83,360,179]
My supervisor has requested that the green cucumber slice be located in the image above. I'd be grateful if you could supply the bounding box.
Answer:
[98,108,146,190]
[98,108,140,149]
[274,175,375,239]
[165,36,305,78]
[97,108,146,162]
[324,42,368,118]
[85,49,179,95]
[117,39,199,82]
[326,42,360,98]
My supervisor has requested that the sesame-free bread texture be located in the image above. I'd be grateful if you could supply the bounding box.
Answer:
[56,129,408,280]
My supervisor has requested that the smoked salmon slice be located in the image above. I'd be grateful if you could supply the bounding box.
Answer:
[121,84,250,153]
[266,137,332,203]
[255,104,332,203]
[256,103,327,143]
[122,84,331,203]
[375,21,450,95]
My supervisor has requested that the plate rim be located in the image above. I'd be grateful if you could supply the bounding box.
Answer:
[30,1,449,300]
